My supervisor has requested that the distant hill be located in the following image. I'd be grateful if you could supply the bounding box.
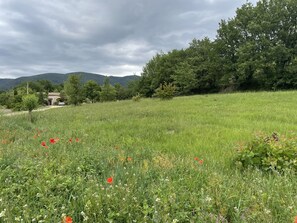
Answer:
[0,72,140,91]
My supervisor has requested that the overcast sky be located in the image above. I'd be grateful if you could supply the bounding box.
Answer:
[0,0,257,78]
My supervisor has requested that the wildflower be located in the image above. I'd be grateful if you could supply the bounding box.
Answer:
[107,177,113,184]
[69,138,72,143]
[205,196,212,202]
[194,157,199,161]
[198,159,204,165]
[50,138,56,144]
[63,216,73,223]
[295,216,297,223]
[41,141,48,148]
[127,157,132,161]
[76,138,79,142]
[0,209,6,217]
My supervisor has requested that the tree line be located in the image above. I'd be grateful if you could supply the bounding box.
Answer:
[0,76,137,110]
[132,0,297,97]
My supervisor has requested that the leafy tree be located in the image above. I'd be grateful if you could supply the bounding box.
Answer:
[186,38,221,93]
[38,80,54,92]
[126,79,140,98]
[216,0,297,90]
[64,74,83,105]
[38,92,47,105]
[114,83,129,100]
[83,80,101,103]
[0,92,12,108]
[171,61,196,95]
[100,77,116,102]
[22,94,38,122]
[137,0,297,95]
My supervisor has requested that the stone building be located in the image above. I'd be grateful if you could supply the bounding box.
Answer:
[48,92,61,105]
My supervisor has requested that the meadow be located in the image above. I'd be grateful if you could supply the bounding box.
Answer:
[0,91,297,222]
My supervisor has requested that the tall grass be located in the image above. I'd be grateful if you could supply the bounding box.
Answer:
[0,91,297,222]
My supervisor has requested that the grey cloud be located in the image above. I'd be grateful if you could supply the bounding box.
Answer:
[0,0,258,78]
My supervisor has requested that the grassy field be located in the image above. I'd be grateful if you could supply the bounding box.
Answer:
[0,91,297,222]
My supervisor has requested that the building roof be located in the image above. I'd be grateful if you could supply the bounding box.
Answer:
[48,92,60,96]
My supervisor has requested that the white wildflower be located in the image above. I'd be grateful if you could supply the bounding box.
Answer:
[205,196,212,202]
[0,209,6,218]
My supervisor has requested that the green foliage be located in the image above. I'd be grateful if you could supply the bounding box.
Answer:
[22,94,39,122]
[83,80,101,103]
[132,93,141,102]
[22,94,38,112]
[100,77,116,102]
[153,82,176,100]
[235,132,297,173]
[64,74,83,105]
[172,61,196,95]
[37,92,47,105]
[126,79,140,98]
[114,83,129,100]
[137,0,297,96]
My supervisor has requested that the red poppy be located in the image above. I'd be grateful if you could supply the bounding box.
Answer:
[68,138,72,143]
[127,157,132,161]
[295,216,297,223]
[76,138,79,142]
[63,216,73,223]
[50,138,56,144]
[198,159,204,165]
[41,141,48,148]
[107,177,113,184]
[194,157,199,161]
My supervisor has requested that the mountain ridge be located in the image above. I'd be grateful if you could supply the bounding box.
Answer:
[0,72,140,90]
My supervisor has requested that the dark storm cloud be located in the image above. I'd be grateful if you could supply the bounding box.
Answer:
[0,0,257,78]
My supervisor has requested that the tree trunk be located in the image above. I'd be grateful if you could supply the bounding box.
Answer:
[29,111,33,123]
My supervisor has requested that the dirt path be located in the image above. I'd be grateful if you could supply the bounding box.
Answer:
[1,106,63,117]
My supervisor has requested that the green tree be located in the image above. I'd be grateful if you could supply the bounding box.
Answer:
[38,92,46,105]
[114,83,128,100]
[126,79,140,98]
[216,0,297,90]
[100,77,116,102]
[64,74,83,105]
[22,94,38,122]
[83,80,101,103]
[171,61,196,95]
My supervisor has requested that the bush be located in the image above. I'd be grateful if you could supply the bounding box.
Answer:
[153,82,176,100]
[22,94,39,122]
[235,132,297,173]
[132,93,141,102]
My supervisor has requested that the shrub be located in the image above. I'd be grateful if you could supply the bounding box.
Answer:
[132,93,141,102]
[153,82,176,100]
[22,94,38,122]
[235,132,297,173]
